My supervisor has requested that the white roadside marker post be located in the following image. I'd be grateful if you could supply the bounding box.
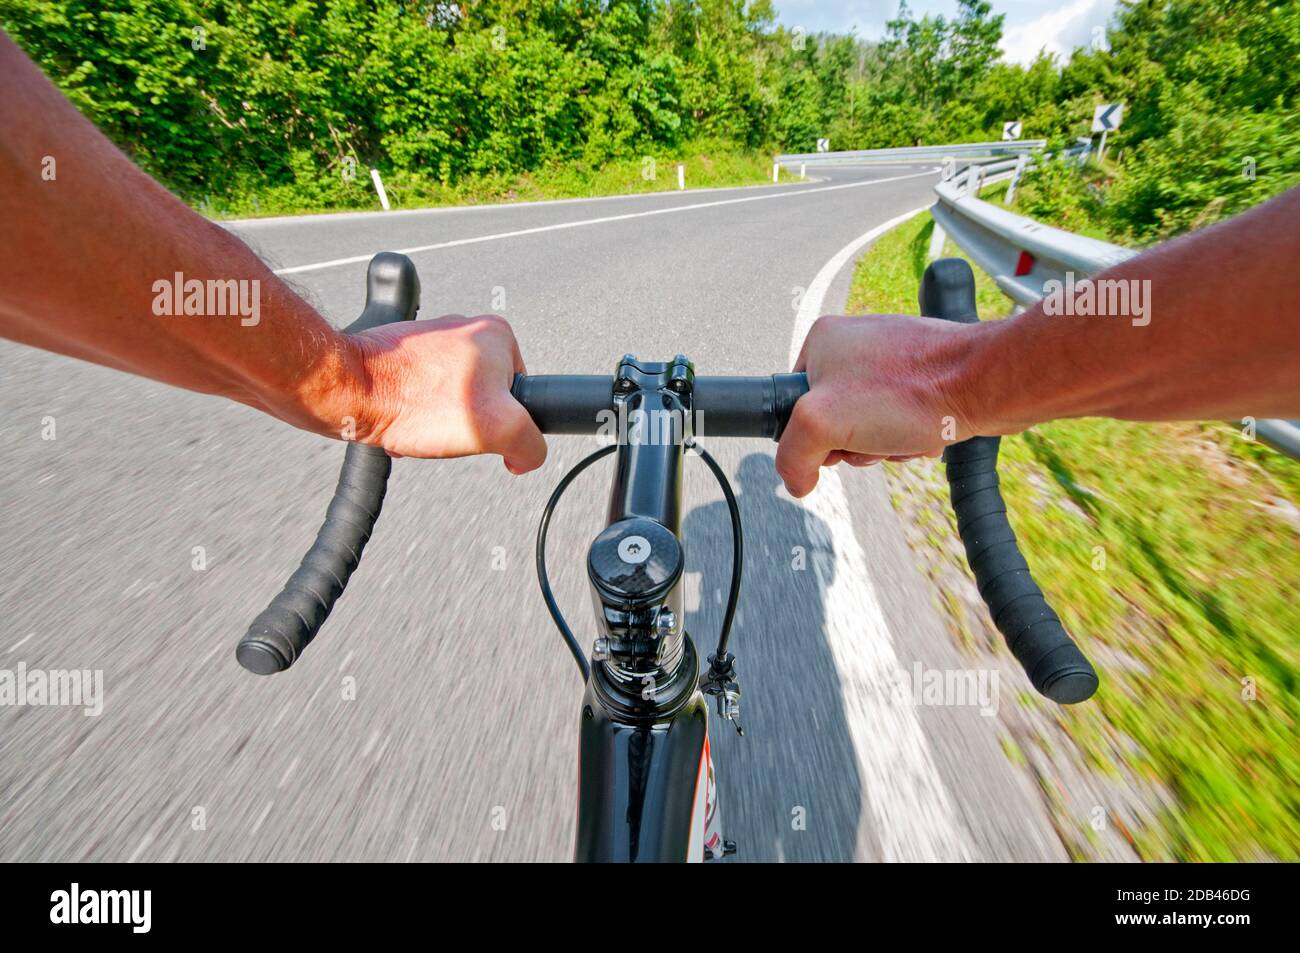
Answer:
[677,163,685,191]
[800,162,806,179]
[772,162,779,183]
[369,168,391,211]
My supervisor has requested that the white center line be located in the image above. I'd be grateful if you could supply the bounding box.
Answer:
[277,756,300,790]
[127,831,154,863]
[272,169,938,276]
[790,205,977,862]
[6,633,34,655]
[250,800,275,836]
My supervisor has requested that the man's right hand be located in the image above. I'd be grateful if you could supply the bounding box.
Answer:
[775,313,982,498]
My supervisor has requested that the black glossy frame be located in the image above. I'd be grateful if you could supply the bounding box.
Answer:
[574,356,709,862]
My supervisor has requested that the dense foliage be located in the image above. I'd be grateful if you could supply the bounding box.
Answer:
[2,0,1296,231]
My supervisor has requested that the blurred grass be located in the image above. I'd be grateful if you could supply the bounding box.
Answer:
[846,207,1300,862]
[210,140,779,219]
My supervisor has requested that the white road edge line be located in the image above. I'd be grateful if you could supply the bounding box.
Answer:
[272,168,938,276]
[224,165,920,228]
[790,204,977,862]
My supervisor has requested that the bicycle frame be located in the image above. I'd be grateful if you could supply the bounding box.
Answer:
[575,665,716,861]
[572,355,721,862]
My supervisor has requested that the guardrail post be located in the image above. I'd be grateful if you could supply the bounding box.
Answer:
[927,219,947,261]
[1006,154,1028,205]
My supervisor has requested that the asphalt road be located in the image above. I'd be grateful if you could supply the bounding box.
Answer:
[0,164,1067,861]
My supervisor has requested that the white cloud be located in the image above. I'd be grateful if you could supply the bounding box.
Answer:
[771,0,1123,65]
[999,0,1118,65]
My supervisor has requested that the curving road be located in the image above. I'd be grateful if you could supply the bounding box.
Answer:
[0,164,1068,861]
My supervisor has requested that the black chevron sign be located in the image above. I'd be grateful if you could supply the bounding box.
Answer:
[1092,102,1124,132]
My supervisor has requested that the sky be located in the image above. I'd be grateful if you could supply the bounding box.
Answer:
[771,0,1121,65]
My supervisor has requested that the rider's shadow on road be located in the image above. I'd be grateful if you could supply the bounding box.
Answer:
[683,452,860,862]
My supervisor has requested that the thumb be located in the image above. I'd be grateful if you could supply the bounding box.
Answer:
[774,397,831,498]
[497,399,548,475]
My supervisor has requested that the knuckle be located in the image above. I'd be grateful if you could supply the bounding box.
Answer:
[791,395,833,444]
[805,315,833,340]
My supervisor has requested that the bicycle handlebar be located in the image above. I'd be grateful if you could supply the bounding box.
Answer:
[236,252,1097,706]
[921,258,1098,703]
[510,372,809,439]
[235,253,419,675]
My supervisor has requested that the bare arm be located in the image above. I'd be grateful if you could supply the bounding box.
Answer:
[0,31,544,471]
[776,184,1300,497]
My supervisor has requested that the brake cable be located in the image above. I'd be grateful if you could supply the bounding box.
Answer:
[536,443,616,683]
[535,439,744,686]
[687,440,743,666]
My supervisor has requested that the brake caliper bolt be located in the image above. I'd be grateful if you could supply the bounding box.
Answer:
[720,689,741,721]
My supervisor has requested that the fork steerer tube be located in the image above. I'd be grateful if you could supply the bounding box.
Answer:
[584,357,697,722]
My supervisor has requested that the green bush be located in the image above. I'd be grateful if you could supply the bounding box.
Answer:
[1106,95,1300,242]
[1013,156,1108,237]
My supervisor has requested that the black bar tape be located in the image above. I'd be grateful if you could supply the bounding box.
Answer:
[922,259,1098,704]
[236,252,419,675]
[942,425,1097,703]
[236,444,391,674]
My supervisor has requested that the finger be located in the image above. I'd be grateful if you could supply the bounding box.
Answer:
[822,450,880,467]
[840,451,884,467]
[774,396,833,498]
[495,398,548,475]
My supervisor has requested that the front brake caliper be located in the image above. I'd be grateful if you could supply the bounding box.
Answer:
[700,652,743,736]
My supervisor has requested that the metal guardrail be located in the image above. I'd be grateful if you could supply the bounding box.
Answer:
[1256,419,1300,457]
[778,140,1046,166]
[932,164,1134,306]
[931,162,1300,460]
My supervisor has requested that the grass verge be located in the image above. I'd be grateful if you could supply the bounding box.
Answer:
[204,140,783,219]
[845,205,1300,862]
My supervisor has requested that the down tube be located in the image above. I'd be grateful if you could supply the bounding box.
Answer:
[574,678,712,863]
